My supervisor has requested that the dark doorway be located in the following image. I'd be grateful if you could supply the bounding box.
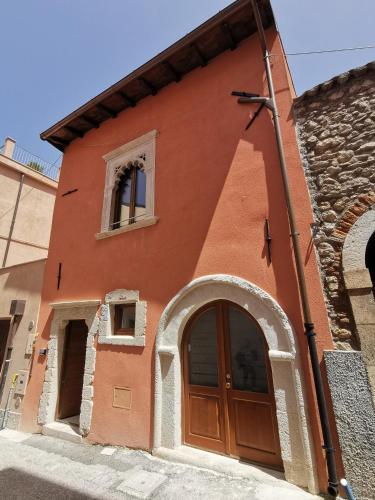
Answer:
[365,231,375,296]
[183,301,282,470]
[0,320,11,373]
[57,320,88,420]
[0,319,12,403]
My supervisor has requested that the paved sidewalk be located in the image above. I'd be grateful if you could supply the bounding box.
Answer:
[0,430,321,499]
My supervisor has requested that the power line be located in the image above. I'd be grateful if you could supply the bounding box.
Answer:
[275,44,375,56]
[51,153,62,167]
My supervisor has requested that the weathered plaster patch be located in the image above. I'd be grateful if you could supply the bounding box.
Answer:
[0,410,21,430]
[324,350,375,499]
[37,301,100,436]
[153,274,318,494]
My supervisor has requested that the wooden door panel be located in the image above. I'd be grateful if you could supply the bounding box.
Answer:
[183,305,227,454]
[58,320,88,420]
[189,393,222,440]
[185,388,226,453]
[233,399,277,453]
[183,301,282,470]
[224,302,282,469]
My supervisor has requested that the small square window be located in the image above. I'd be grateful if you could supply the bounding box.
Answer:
[99,290,146,346]
[114,304,136,336]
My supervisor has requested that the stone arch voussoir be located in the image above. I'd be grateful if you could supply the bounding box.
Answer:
[153,274,319,494]
[332,191,375,242]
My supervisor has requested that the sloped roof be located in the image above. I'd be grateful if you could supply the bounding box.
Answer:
[41,0,273,151]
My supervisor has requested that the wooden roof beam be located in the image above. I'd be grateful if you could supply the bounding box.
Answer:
[190,43,207,67]
[117,91,136,108]
[162,61,181,82]
[96,103,117,118]
[81,115,100,129]
[50,136,69,148]
[65,125,84,138]
[222,22,237,50]
[138,77,157,96]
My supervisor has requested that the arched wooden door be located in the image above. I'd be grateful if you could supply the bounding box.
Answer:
[183,301,282,469]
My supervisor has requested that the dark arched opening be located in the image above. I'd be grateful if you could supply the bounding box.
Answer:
[365,231,375,296]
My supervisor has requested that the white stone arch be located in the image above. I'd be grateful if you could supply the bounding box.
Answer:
[342,209,375,401]
[154,274,318,493]
[343,208,375,273]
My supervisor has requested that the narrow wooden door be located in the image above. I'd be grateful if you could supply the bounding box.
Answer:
[183,305,227,454]
[183,301,282,469]
[57,320,88,420]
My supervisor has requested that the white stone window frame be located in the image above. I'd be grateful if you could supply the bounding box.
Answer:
[96,130,158,240]
[99,289,146,346]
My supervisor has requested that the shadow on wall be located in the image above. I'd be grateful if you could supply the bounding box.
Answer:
[0,468,96,499]
[1,259,45,295]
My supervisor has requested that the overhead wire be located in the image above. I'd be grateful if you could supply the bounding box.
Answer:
[273,44,375,56]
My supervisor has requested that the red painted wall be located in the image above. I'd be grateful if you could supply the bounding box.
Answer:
[22,28,337,489]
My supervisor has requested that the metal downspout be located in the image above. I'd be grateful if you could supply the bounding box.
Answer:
[2,173,24,268]
[250,1,339,496]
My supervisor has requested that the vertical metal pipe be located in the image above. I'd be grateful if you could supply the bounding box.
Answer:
[2,173,24,268]
[250,1,339,496]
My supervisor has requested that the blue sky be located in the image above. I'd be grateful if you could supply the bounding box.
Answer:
[0,0,374,164]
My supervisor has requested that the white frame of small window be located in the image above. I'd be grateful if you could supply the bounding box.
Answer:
[98,289,146,346]
[96,130,157,239]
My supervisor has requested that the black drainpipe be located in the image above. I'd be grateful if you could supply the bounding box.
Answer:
[250,1,339,496]
[2,173,24,268]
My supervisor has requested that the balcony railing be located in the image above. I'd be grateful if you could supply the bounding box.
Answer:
[0,140,60,181]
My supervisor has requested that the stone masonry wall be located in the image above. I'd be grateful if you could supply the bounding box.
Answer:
[294,64,375,349]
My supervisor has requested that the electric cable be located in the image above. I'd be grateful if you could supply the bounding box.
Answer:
[273,44,375,56]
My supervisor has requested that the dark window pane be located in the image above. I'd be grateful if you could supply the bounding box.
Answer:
[188,307,218,387]
[135,168,146,220]
[135,168,146,207]
[117,169,132,226]
[114,304,136,336]
[228,306,268,393]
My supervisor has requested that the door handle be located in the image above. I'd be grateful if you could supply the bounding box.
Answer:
[225,382,231,389]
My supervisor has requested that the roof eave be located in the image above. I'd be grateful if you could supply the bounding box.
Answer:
[41,0,274,151]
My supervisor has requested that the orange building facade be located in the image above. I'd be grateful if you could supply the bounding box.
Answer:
[21,1,338,494]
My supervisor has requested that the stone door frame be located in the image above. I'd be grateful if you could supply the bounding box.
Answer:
[154,275,319,494]
[38,300,100,435]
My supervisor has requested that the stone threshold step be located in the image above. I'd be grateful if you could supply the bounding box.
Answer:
[42,421,82,444]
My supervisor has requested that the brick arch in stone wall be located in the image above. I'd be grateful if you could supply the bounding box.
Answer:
[315,192,375,347]
[332,192,375,242]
